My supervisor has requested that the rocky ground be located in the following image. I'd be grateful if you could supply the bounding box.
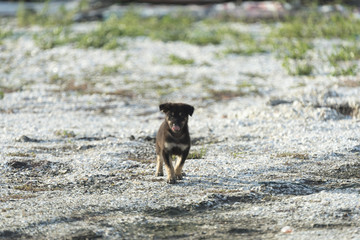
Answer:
[1,8,360,239]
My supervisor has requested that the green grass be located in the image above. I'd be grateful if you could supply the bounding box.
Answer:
[188,146,207,159]
[168,54,195,65]
[276,152,310,160]
[331,64,358,76]
[271,11,360,40]
[17,3,360,78]
[100,64,123,75]
[224,41,268,56]
[327,43,360,76]
[17,0,89,27]
[0,29,12,44]
[14,184,48,192]
[54,130,76,138]
[328,43,360,63]
[282,57,314,76]
[275,39,313,60]
[32,11,262,49]
[223,32,269,56]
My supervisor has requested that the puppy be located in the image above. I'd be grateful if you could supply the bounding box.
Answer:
[155,103,194,184]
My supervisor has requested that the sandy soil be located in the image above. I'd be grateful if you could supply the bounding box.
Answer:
[1,18,360,239]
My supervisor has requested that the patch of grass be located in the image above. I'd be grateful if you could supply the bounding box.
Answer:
[282,57,314,76]
[242,72,267,79]
[185,26,222,45]
[188,146,207,159]
[224,33,268,56]
[100,64,123,75]
[14,184,48,192]
[208,81,259,100]
[232,151,247,158]
[0,193,37,202]
[49,73,71,84]
[33,26,72,50]
[0,86,19,100]
[271,11,360,40]
[224,44,267,56]
[32,11,256,49]
[328,43,360,64]
[73,16,125,49]
[54,130,76,138]
[0,29,12,44]
[17,0,89,27]
[62,80,91,93]
[276,152,310,160]
[331,63,358,76]
[327,43,360,76]
[276,39,313,60]
[168,54,195,65]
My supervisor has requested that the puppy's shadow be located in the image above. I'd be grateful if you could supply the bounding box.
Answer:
[177,174,250,188]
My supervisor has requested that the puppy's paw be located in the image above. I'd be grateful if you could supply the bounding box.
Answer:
[167,177,176,184]
[176,174,183,180]
[155,172,164,177]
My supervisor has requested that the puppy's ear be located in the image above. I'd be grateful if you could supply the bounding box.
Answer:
[159,103,171,113]
[184,104,194,117]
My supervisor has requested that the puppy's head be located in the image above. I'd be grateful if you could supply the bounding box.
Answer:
[159,103,194,133]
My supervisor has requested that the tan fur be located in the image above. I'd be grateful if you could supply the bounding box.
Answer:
[155,155,163,176]
[164,155,175,183]
[155,103,194,184]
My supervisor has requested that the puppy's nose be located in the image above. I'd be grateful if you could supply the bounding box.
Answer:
[171,124,181,132]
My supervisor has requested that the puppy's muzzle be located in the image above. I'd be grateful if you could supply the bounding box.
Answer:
[171,123,181,132]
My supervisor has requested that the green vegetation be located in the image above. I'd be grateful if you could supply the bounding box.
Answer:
[188,146,207,159]
[17,0,89,27]
[168,54,195,65]
[0,193,37,202]
[270,11,360,40]
[328,44,360,63]
[273,39,313,60]
[101,64,123,75]
[32,12,250,49]
[54,130,76,138]
[276,152,310,160]
[14,3,360,77]
[33,26,71,50]
[327,43,360,76]
[232,151,247,158]
[282,57,314,76]
[224,33,268,56]
[331,63,358,76]
[14,184,48,192]
[207,81,259,100]
[0,29,12,44]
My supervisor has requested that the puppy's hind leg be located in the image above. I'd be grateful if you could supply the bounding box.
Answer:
[155,154,164,176]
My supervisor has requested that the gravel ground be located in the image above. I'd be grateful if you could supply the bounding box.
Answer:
[1,16,360,239]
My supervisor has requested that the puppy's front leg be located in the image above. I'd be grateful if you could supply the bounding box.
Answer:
[155,154,163,176]
[163,152,176,184]
[175,149,189,180]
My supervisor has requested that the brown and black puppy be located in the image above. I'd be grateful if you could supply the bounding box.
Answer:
[156,103,194,184]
